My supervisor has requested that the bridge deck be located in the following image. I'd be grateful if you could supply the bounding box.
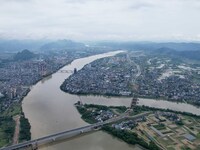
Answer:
[0,112,150,150]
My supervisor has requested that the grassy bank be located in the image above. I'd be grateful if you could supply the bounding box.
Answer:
[76,105,97,124]
[0,116,15,147]
[138,105,200,118]
[76,104,160,150]
[19,113,31,142]
[0,103,31,147]
[102,126,159,150]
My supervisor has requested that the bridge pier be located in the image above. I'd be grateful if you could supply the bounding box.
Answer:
[31,142,38,150]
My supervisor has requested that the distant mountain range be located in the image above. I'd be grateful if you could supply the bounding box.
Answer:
[40,40,85,51]
[154,47,200,61]
[96,41,200,61]
[97,42,200,51]
[0,40,200,61]
[0,39,86,52]
[0,40,46,52]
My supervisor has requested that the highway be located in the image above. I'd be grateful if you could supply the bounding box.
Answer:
[0,112,150,150]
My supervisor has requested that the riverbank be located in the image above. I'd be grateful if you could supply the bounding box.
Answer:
[61,87,200,115]
[0,55,89,148]
[0,103,31,147]
[20,51,200,150]
[60,50,199,108]
[102,126,159,150]
[21,51,143,150]
[61,86,200,108]
[75,103,159,150]
[76,103,200,150]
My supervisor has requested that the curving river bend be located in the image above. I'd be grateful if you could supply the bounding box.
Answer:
[22,51,200,150]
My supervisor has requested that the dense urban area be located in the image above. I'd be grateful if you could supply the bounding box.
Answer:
[0,49,103,113]
[0,41,110,147]
[61,51,200,106]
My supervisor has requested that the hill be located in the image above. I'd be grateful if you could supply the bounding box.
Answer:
[40,39,85,51]
[13,49,37,61]
[97,42,200,51]
[154,47,200,61]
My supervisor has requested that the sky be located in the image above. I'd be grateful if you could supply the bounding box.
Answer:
[0,0,200,42]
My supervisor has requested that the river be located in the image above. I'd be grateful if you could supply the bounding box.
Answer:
[22,51,200,150]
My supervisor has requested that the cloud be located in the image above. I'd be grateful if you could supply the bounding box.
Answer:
[0,0,199,41]
[128,2,154,10]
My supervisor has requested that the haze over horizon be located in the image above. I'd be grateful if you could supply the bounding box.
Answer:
[0,0,200,42]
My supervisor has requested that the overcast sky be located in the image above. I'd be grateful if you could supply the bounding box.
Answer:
[0,0,200,41]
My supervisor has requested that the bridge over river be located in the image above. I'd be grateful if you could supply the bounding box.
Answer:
[58,69,73,73]
[0,112,150,150]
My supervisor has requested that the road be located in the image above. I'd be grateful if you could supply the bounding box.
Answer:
[0,125,95,150]
[126,53,141,83]
[13,115,20,144]
[0,112,150,150]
